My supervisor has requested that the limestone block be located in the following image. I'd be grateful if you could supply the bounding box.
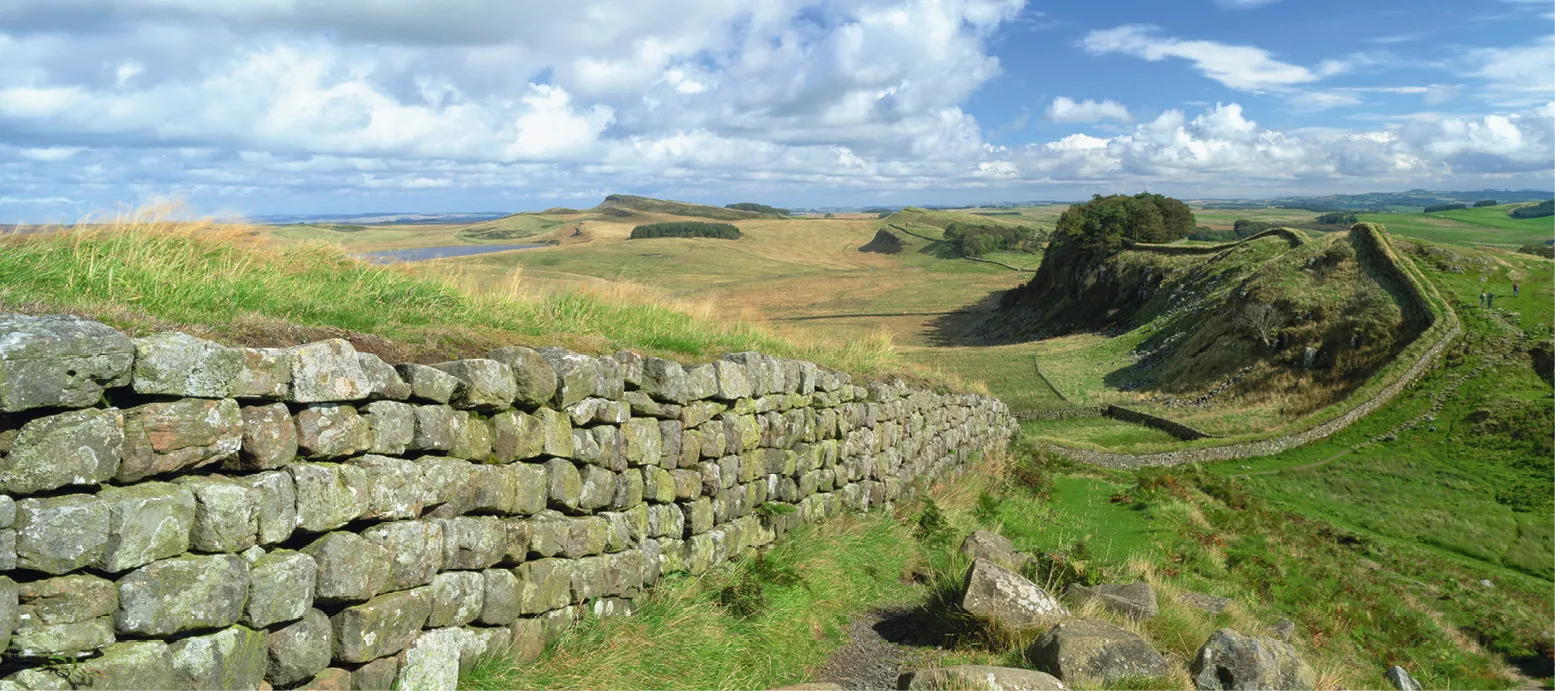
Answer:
[361,400,415,456]
[234,347,292,399]
[330,587,432,664]
[131,331,242,397]
[288,462,369,533]
[14,493,108,574]
[0,315,133,412]
[357,352,411,400]
[167,624,268,691]
[232,403,297,471]
[245,549,317,628]
[116,553,248,636]
[431,359,517,410]
[97,482,195,573]
[119,398,242,482]
[488,346,558,409]
[395,363,461,404]
[295,404,373,459]
[288,339,371,403]
[267,609,334,687]
[176,474,259,553]
[303,532,391,604]
[0,407,122,495]
[361,520,444,591]
[428,571,485,628]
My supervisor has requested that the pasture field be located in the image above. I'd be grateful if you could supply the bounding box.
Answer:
[1358,204,1553,248]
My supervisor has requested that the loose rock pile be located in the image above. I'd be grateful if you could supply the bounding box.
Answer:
[0,314,1016,690]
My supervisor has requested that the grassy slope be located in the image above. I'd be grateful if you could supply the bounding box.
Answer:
[1358,205,1554,248]
[0,216,901,374]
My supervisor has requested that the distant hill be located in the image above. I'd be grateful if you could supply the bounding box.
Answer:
[593,195,780,221]
[254,212,511,225]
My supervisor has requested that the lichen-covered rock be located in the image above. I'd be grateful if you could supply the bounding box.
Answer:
[1,407,123,495]
[1065,582,1157,620]
[176,474,259,553]
[233,403,297,470]
[622,418,662,467]
[361,520,444,591]
[396,363,461,404]
[131,332,243,397]
[361,400,415,456]
[449,411,492,461]
[491,410,544,462]
[505,617,546,663]
[489,346,559,409]
[1190,628,1317,691]
[9,575,118,658]
[267,609,333,687]
[96,483,195,573]
[119,398,243,482]
[351,655,400,691]
[712,360,753,400]
[898,665,1067,691]
[237,470,297,546]
[1178,592,1231,615]
[1386,665,1422,691]
[412,404,458,452]
[331,587,432,663]
[14,493,108,574]
[432,359,517,410]
[295,404,374,459]
[298,667,352,690]
[116,553,248,636]
[428,571,485,628]
[579,464,615,511]
[684,364,718,401]
[528,513,568,558]
[563,516,609,558]
[245,549,317,628]
[514,559,573,614]
[303,532,391,604]
[546,458,583,512]
[0,314,134,412]
[288,462,369,533]
[288,339,371,403]
[478,569,522,626]
[0,577,15,654]
[344,454,424,521]
[960,558,1066,630]
[436,516,506,570]
[537,348,599,408]
[638,357,688,404]
[395,627,463,691]
[167,624,267,691]
[5,640,175,691]
[1027,618,1168,684]
[959,530,1030,574]
[418,457,477,516]
[233,347,291,399]
[356,352,411,400]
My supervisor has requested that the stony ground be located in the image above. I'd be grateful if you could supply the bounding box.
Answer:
[812,606,952,690]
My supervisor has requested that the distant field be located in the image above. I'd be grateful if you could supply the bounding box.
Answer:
[1358,203,1554,248]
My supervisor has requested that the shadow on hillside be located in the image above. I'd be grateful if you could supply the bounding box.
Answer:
[922,292,1016,347]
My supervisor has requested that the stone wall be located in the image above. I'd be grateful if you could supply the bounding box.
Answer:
[0,314,1015,690]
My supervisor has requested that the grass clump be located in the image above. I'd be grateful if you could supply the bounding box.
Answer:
[0,210,900,374]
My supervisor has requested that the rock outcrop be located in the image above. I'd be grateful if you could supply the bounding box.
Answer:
[1027,618,1169,684]
[898,665,1067,691]
[1189,628,1316,691]
[960,558,1066,630]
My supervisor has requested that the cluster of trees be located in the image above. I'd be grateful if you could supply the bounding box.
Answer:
[1472,199,1498,207]
[1424,203,1468,213]
[1510,199,1554,219]
[725,203,789,215]
[1314,212,1359,224]
[1044,193,1195,264]
[629,221,742,240]
[942,222,1048,257]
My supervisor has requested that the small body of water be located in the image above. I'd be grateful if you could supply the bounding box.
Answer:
[359,244,546,263]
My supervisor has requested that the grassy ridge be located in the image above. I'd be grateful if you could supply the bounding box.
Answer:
[0,213,900,374]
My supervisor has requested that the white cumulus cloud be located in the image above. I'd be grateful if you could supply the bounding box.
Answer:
[1046,97,1132,123]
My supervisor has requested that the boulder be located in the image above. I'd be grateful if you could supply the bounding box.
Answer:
[115,553,249,636]
[118,398,243,482]
[13,493,109,574]
[287,462,369,533]
[295,404,374,459]
[1189,628,1316,691]
[0,314,134,412]
[234,402,298,470]
[303,532,391,604]
[176,474,260,553]
[1027,618,1168,684]
[397,363,462,404]
[537,348,599,408]
[488,345,559,409]
[131,331,242,397]
[1179,592,1231,616]
[288,339,371,403]
[9,575,118,658]
[491,410,545,462]
[245,549,317,628]
[959,530,1030,573]
[361,400,416,456]
[266,609,334,687]
[1065,582,1157,620]
[361,520,444,591]
[357,352,411,400]
[1385,665,1422,691]
[0,407,123,495]
[960,558,1066,630]
[167,624,268,691]
[428,571,485,628]
[97,482,195,573]
[395,628,463,691]
[897,665,1067,691]
[233,347,292,399]
[432,359,518,410]
[331,587,432,663]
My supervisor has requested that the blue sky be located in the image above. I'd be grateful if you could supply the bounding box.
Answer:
[0,0,1550,221]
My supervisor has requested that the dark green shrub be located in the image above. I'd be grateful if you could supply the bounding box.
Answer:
[1510,199,1554,219]
[629,222,742,239]
[725,202,789,215]
[1472,199,1497,208]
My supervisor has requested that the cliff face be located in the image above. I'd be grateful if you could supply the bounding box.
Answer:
[0,313,1015,690]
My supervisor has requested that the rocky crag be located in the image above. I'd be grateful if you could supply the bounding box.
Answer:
[0,314,1015,690]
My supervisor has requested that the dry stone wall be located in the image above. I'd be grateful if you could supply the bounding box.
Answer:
[0,314,1015,690]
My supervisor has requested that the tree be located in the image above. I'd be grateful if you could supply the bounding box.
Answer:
[1472,199,1497,208]
[1237,303,1282,347]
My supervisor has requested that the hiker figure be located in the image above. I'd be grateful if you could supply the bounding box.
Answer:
[1487,292,1494,308]
[1479,292,1486,307]
[1513,282,1520,297]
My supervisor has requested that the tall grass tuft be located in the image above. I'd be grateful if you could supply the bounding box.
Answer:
[0,208,904,375]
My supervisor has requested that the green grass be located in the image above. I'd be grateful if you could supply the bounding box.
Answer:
[463,514,923,690]
[1019,417,1181,451]
[903,344,1066,413]
[1357,206,1553,249]
[0,217,901,375]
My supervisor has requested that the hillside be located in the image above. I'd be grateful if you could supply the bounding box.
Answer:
[593,194,782,221]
